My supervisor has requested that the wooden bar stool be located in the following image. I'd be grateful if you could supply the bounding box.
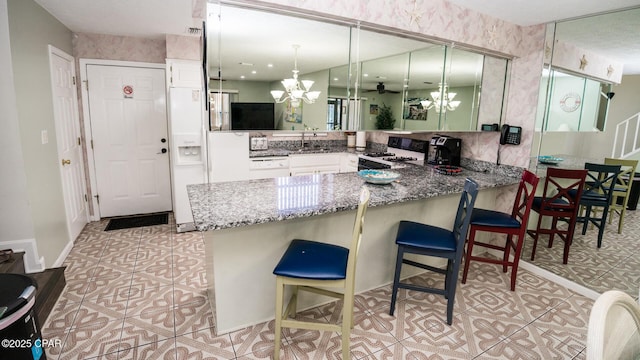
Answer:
[389,178,479,325]
[571,163,621,248]
[527,167,587,264]
[272,187,370,360]
[461,170,539,291]
[604,158,638,234]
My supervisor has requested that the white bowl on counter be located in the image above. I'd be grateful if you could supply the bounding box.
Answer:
[357,170,401,185]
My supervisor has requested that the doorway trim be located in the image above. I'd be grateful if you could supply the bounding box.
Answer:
[79,59,166,221]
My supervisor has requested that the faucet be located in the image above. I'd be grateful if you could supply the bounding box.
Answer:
[301,131,306,148]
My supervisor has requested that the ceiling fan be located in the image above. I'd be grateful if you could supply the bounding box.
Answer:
[363,82,400,94]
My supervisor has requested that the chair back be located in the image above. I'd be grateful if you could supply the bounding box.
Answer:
[604,158,638,198]
[346,187,370,290]
[453,178,479,257]
[541,167,588,215]
[511,170,540,227]
[583,163,621,204]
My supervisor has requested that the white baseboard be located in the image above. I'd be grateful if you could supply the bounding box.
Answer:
[520,261,600,300]
[0,238,45,273]
[52,239,74,268]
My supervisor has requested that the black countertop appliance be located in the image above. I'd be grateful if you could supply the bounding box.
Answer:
[428,135,461,166]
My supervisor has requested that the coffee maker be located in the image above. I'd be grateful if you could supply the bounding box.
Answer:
[428,135,462,166]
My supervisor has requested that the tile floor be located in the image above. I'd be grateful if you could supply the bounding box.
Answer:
[41,214,599,359]
[523,206,640,300]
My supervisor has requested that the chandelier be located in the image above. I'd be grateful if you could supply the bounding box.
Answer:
[420,83,461,113]
[270,45,320,108]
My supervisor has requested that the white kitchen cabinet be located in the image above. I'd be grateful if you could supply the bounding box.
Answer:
[166,59,202,88]
[289,153,341,176]
[340,153,359,173]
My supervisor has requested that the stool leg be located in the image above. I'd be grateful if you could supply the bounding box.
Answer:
[446,258,460,325]
[274,277,284,360]
[549,217,558,248]
[503,235,512,273]
[461,227,477,284]
[342,291,353,360]
[582,206,591,235]
[389,247,404,316]
[530,212,543,261]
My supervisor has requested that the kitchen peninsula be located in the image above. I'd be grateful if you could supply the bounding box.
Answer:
[188,164,521,334]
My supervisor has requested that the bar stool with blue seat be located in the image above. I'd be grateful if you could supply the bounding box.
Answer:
[570,162,621,248]
[527,167,587,264]
[272,187,370,360]
[461,170,539,291]
[389,178,479,325]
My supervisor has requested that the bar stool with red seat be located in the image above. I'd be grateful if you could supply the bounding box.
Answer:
[461,170,539,291]
[527,167,587,264]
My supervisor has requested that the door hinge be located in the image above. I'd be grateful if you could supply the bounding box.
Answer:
[77,137,81,146]
[72,76,76,85]
[84,194,87,202]
[91,139,94,149]
[83,80,88,91]
[94,194,99,204]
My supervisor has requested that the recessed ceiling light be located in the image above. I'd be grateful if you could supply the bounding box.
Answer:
[363,74,369,77]
[239,62,254,66]
[333,77,339,81]
[240,75,245,79]
[267,64,273,68]
[251,70,257,74]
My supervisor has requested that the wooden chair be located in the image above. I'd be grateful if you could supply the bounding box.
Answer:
[604,158,638,234]
[272,187,370,360]
[527,168,587,264]
[571,163,621,248]
[389,178,479,325]
[461,170,539,291]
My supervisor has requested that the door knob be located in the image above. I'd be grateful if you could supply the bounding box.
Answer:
[61,159,71,166]
[157,148,167,154]
[161,138,167,143]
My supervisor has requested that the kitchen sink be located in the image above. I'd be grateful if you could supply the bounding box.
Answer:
[294,147,331,153]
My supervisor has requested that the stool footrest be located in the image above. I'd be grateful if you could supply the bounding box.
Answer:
[396,282,446,296]
[402,259,447,275]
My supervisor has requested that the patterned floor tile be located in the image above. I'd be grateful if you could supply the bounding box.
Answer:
[118,314,175,352]
[173,299,216,336]
[229,320,277,357]
[174,329,235,359]
[45,212,621,360]
[114,337,175,360]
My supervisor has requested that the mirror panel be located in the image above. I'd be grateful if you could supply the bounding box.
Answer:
[403,45,446,131]
[207,3,510,132]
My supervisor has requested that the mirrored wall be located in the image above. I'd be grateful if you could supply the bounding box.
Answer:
[207,2,510,132]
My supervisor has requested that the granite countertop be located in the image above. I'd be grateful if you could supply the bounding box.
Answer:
[529,154,603,176]
[188,165,521,232]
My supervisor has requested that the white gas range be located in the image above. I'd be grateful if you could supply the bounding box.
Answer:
[358,136,428,170]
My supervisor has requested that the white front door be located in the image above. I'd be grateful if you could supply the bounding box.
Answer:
[49,46,88,240]
[87,65,171,218]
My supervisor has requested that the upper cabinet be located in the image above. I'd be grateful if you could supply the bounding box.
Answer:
[207,2,511,132]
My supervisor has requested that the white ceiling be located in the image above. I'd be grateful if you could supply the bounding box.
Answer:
[33,0,640,77]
